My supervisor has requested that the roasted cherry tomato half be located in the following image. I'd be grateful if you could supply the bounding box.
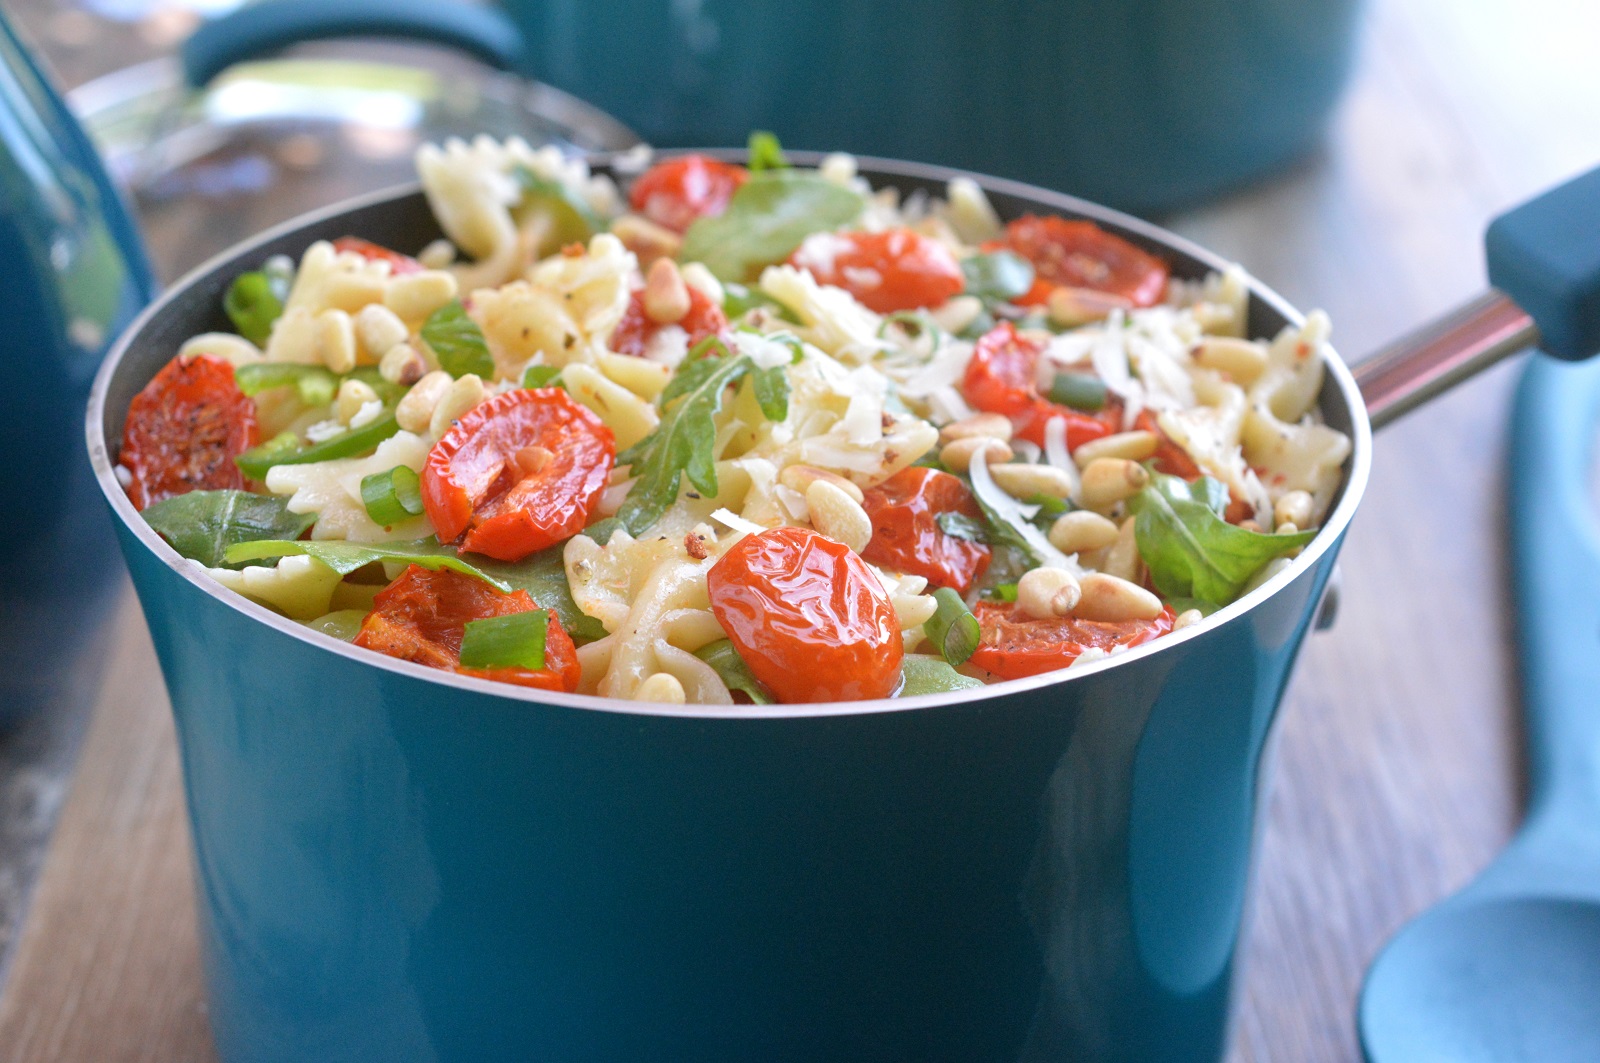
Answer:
[786,228,965,313]
[628,155,749,234]
[119,353,260,510]
[860,467,991,593]
[962,322,1119,448]
[609,285,729,359]
[421,388,615,562]
[354,565,581,692]
[331,236,423,275]
[707,526,903,703]
[992,215,1168,308]
[968,601,1175,680]
[1133,410,1203,480]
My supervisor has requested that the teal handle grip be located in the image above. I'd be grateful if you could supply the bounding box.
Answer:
[181,0,527,88]
[1509,354,1600,821]
[1486,165,1600,361]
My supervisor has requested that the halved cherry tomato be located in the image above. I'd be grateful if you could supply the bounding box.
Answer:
[1133,410,1203,480]
[421,388,615,562]
[786,228,965,313]
[860,467,991,593]
[354,565,581,692]
[961,322,1118,447]
[991,216,1168,308]
[608,285,729,358]
[707,526,903,702]
[119,353,259,510]
[968,600,1175,680]
[628,155,749,234]
[331,236,423,275]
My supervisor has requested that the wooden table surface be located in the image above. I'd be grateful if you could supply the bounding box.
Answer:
[3,0,1599,1059]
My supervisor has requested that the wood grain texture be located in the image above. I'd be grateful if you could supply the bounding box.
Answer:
[1,1,1598,1060]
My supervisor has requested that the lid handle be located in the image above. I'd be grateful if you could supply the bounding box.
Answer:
[181,0,527,87]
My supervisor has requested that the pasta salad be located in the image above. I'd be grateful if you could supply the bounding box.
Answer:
[118,134,1352,706]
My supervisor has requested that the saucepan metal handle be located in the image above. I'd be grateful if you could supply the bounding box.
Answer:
[1353,165,1600,428]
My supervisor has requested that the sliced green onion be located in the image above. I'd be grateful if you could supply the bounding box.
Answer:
[522,364,564,389]
[960,250,1034,305]
[1048,372,1108,411]
[361,465,425,526]
[224,271,283,347]
[459,611,550,671]
[235,413,400,480]
[936,511,989,543]
[924,587,981,666]
[898,655,984,696]
[695,639,775,704]
[234,362,339,406]
[304,609,367,643]
[747,130,788,172]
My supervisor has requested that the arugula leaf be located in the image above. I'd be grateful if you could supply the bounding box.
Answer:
[1128,474,1316,608]
[511,165,603,248]
[142,490,314,568]
[747,130,788,172]
[224,271,283,346]
[580,517,625,546]
[722,282,800,323]
[681,170,864,282]
[522,364,564,389]
[751,362,790,421]
[695,639,775,704]
[421,301,493,378]
[936,511,989,543]
[898,655,984,696]
[960,251,1034,305]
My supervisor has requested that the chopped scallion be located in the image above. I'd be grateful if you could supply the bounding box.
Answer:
[459,611,550,671]
[235,413,400,480]
[234,362,339,406]
[924,587,982,666]
[1048,372,1108,411]
[224,271,284,347]
[361,465,425,526]
[747,130,788,172]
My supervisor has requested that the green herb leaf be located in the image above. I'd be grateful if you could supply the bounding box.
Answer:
[984,582,1019,602]
[361,466,425,526]
[1129,474,1316,608]
[581,517,625,546]
[746,130,788,172]
[924,587,982,666]
[936,511,990,543]
[897,655,984,696]
[459,610,550,671]
[681,171,864,282]
[235,413,401,480]
[695,639,775,704]
[722,281,800,323]
[521,364,564,389]
[1047,371,1108,411]
[224,271,283,346]
[961,251,1035,305]
[751,362,790,422]
[511,165,603,248]
[421,301,493,378]
[225,537,506,583]
[142,490,314,568]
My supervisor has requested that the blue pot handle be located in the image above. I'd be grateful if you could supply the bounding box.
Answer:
[1486,166,1600,361]
[181,0,528,87]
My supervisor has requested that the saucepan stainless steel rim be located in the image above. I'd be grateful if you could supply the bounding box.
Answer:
[86,152,1373,720]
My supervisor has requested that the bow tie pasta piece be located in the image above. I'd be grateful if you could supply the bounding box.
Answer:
[264,431,434,543]
[205,554,343,621]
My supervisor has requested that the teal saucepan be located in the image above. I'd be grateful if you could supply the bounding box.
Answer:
[83,157,1599,1062]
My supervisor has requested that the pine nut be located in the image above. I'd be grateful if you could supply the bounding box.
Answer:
[807,479,873,553]
[1274,489,1313,530]
[1075,572,1163,622]
[1078,458,1150,508]
[384,270,458,322]
[334,378,378,425]
[611,213,683,268]
[1048,510,1120,554]
[353,303,409,360]
[1073,430,1158,468]
[1100,516,1143,584]
[1174,608,1204,630]
[396,370,453,434]
[1016,567,1082,620]
[643,258,692,325]
[378,342,427,386]
[515,445,553,477]
[429,373,487,438]
[938,412,1014,445]
[315,309,357,373]
[779,464,864,503]
[988,462,1076,501]
[636,671,686,704]
[1069,647,1109,668]
[1048,286,1133,328]
[929,294,983,335]
[417,239,456,269]
[1276,521,1299,535]
[179,332,262,366]
[939,436,1013,473]
[1194,336,1269,385]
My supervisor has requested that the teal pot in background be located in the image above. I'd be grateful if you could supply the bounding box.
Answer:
[502,0,1363,213]
[0,12,156,721]
[87,159,1369,1062]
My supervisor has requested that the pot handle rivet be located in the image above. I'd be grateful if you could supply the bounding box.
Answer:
[1314,567,1342,632]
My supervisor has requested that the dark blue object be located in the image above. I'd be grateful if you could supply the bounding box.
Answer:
[1486,166,1600,361]
[88,162,1370,1063]
[0,12,156,721]
[496,0,1362,214]
[1358,353,1600,1062]
[182,0,527,86]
